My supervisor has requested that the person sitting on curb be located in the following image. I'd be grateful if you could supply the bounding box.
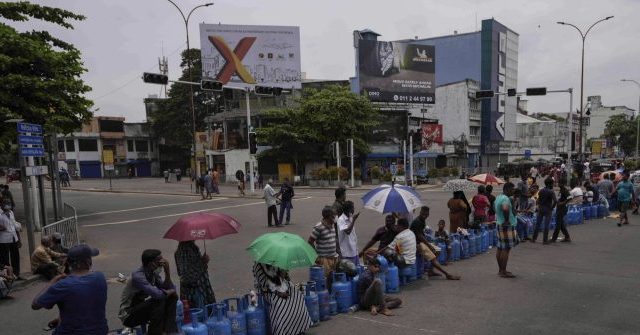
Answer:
[409,209,461,280]
[359,215,397,260]
[0,264,16,299]
[434,219,452,264]
[31,236,66,280]
[357,256,402,316]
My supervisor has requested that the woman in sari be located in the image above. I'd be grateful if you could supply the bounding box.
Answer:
[174,241,216,308]
[448,191,470,233]
[253,262,311,335]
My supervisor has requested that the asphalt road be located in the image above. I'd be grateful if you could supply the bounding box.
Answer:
[1,186,639,334]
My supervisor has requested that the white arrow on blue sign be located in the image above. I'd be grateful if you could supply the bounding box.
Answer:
[20,147,45,157]
[17,122,43,134]
[18,135,44,146]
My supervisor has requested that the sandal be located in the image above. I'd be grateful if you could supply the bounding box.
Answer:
[499,272,516,278]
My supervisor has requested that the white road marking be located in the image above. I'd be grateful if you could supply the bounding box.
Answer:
[77,198,228,218]
[84,196,312,227]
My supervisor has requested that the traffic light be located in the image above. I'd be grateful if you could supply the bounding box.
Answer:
[201,80,223,91]
[526,87,547,96]
[249,132,257,154]
[142,72,168,85]
[475,90,494,99]
[507,88,517,97]
[254,86,274,95]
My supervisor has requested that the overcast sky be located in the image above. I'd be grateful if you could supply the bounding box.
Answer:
[11,0,640,122]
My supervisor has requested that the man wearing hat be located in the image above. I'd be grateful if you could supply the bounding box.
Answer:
[32,244,108,335]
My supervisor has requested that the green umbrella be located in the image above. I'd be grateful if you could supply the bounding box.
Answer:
[247,232,318,270]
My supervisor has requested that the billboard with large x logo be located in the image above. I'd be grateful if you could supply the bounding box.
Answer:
[199,24,302,89]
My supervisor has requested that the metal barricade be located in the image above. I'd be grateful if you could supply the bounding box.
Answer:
[43,203,79,248]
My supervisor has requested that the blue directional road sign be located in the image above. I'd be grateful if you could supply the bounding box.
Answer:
[18,135,44,146]
[20,147,45,157]
[17,122,42,134]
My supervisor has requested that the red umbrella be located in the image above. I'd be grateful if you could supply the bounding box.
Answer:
[468,173,506,185]
[163,212,241,242]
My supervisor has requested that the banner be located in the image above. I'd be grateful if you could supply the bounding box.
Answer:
[199,24,302,89]
[421,123,443,150]
[358,39,435,103]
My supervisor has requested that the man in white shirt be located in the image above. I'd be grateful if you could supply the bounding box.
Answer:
[387,218,417,265]
[337,201,360,266]
[263,179,280,227]
[0,203,21,277]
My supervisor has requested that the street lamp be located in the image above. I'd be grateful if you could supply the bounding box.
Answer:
[166,0,213,187]
[621,79,640,159]
[557,16,613,161]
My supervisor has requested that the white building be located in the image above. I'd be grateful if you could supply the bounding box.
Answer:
[509,113,557,161]
[408,79,482,169]
[586,95,635,140]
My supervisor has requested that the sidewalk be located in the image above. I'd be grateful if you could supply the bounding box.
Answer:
[51,177,437,196]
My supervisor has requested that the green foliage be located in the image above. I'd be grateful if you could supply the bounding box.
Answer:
[339,167,348,180]
[382,171,393,182]
[427,168,438,178]
[310,168,321,180]
[258,86,381,167]
[624,160,637,171]
[354,168,361,179]
[371,166,381,179]
[396,167,405,176]
[605,114,638,156]
[449,167,459,176]
[318,167,330,180]
[0,1,93,150]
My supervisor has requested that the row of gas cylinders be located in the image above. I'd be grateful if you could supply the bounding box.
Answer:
[177,295,267,335]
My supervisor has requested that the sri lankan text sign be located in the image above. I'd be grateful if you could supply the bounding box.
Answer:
[17,122,42,134]
[18,135,44,146]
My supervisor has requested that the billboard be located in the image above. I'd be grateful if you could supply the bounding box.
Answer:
[358,39,435,103]
[421,123,443,150]
[199,24,302,89]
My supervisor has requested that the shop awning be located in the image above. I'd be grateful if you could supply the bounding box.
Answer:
[413,150,439,158]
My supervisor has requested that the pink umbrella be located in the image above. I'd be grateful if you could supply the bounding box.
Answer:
[163,212,241,243]
[468,173,506,185]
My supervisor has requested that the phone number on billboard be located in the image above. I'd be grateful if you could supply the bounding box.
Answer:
[391,95,433,103]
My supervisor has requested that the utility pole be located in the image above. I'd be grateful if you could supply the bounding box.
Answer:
[348,139,354,187]
[246,88,255,194]
[336,141,341,184]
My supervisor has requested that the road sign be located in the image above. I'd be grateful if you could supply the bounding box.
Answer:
[20,147,45,157]
[24,165,48,176]
[390,163,398,175]
[524,149,532,159]
[18,135,44,146]
[17,122,42,134]
[104,164,115,171]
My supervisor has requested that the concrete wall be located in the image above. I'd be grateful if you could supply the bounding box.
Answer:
[223,149,255,182]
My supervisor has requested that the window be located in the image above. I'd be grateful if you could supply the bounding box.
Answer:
[78,139,98,151]
[127,140,134,152]
[65,139,75,152]
[135,140,148,152]
[58,140,65,152]
[98,119,124,132]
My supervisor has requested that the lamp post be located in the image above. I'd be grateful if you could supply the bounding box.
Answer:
[621,79,640,159]
[166,0,213,188]
[557,16,613,161]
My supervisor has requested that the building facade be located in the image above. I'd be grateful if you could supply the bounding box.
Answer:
[57,117,159,178]
[409,19,519,168]
[585,95,635,140]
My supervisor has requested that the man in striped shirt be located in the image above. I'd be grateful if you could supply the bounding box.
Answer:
[308,206,339,282]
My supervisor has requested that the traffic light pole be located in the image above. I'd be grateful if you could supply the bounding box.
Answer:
[246,89,255,194]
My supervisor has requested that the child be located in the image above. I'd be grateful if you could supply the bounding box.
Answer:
[434,219,452,263]
[357,257,402,316]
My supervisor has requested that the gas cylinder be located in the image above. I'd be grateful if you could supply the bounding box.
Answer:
[243,294,266,335]
[183,300,192,324]
[224,298,247,335]
[182,311,208,335]
[436,239,447,264]
[385,262,400,293]
[474,229,482,253]
[304,282,320,326]
[316,286,331,321]
[461,234,470,259]
[350,266,363,305]
[598,203,608,218]
[309,266,325,291]
[376,255,389,273]
[590,204,598,219]
[481,227,489,252]
[451,233,461,261]
[331,273,352,313]
[468,230,476,256]
[583,205,591,220]
[206,303,231,335]
[415,253,424,279]
[177,299,184,328]
[329,293,338,315]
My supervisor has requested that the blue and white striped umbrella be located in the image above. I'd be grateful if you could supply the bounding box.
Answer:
[361,184,423,214]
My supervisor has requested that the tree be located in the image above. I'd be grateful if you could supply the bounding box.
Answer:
[258,85,381,173]
[604,114,637,157]
[148,49,217,150]
[0,2,93,151]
